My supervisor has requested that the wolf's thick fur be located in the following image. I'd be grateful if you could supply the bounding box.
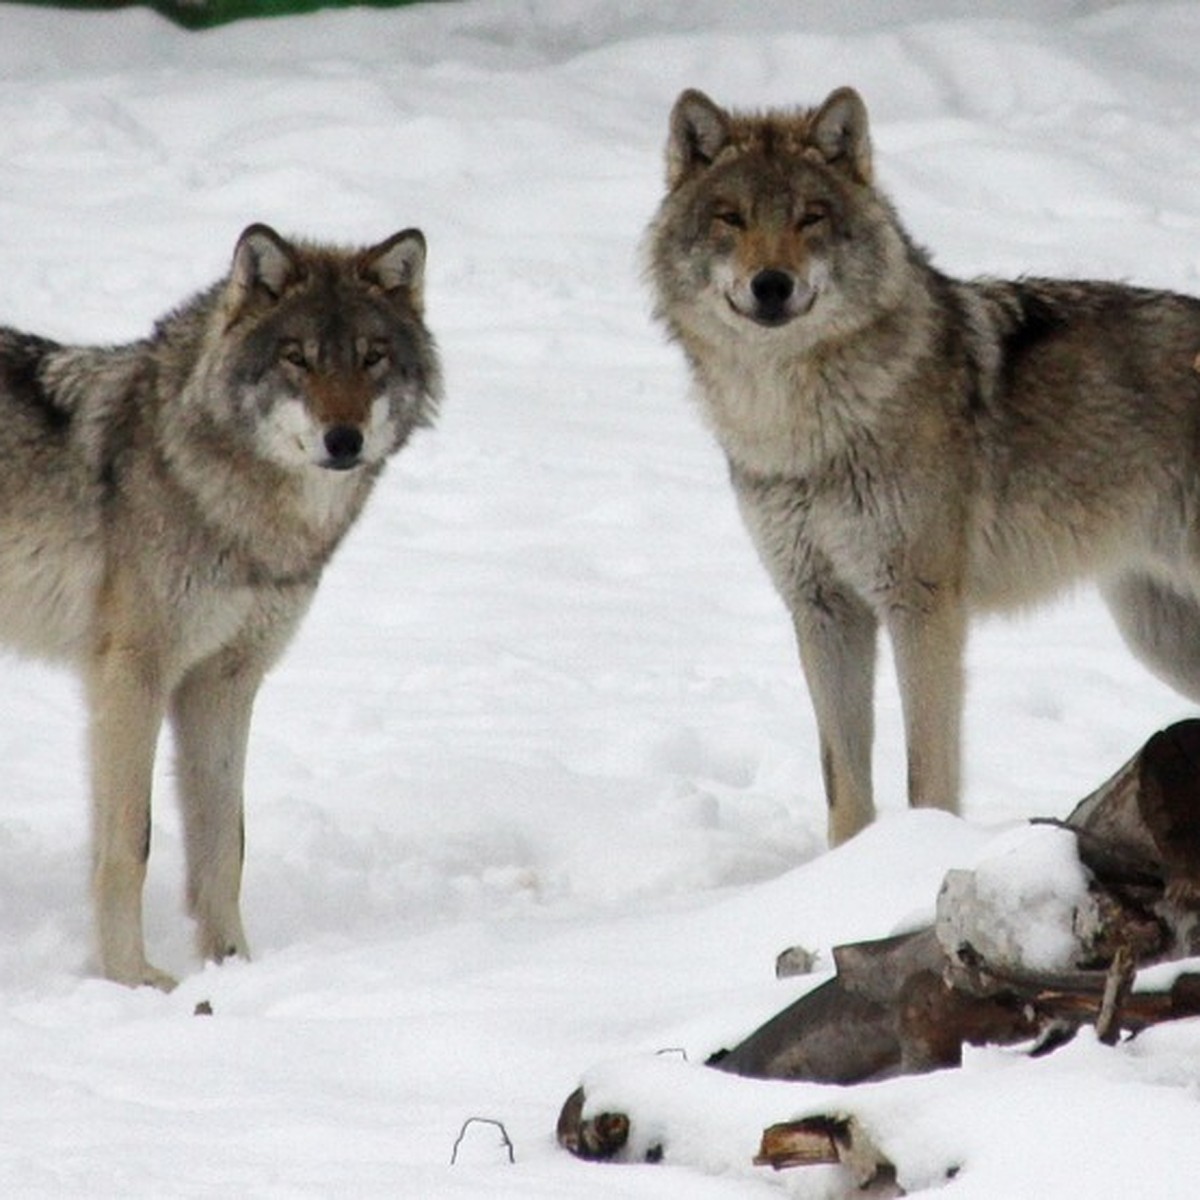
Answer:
[648,86,1200,846]
[0,224,440,987]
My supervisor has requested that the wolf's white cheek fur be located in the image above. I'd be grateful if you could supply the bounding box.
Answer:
[254,396,323,467]
[361,393,399,462]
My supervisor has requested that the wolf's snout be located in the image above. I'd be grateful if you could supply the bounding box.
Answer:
[751,269,795,311]
[746,269,812,326]
[322,424,364,470]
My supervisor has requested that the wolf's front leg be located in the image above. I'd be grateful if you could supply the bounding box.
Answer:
[792,589,878,845]
[170,653,265,966]
[887,597,966,816]
[86,650,175,991]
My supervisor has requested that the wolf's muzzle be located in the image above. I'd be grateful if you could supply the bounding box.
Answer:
[749,269,806,326]
[734,269,816,328]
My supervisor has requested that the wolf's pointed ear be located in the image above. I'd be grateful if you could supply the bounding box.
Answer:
[223,224,305,327]
[666,89,730,188]
[230,223,304,303]
[810,87,872,184]
[360,229,426,303]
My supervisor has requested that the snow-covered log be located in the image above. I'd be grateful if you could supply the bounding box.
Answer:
[558,721,1200,1170]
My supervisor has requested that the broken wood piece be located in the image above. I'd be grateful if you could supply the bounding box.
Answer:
[832,928,945,1003]
[1065,719,1200,961]
[555,1087,630,1161]
[709,929,943,1082]
[1096,945,1136,1045]
[755,1114,896,1189]
[707,974,898,1083]
[896,969,1038,1071]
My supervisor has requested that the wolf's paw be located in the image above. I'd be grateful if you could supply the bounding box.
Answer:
[102,958,179,993]
[140,963,180,993]
[195,916,251,966]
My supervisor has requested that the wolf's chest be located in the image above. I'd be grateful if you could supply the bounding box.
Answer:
[169,584,260,666]
[731,447,917,599]
[694,366,821,480]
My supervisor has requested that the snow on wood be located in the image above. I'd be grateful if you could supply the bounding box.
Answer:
[558,721,1200,1183]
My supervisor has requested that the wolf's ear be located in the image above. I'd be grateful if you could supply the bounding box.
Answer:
[666,89,730,188]
[230,223,304,303]
[360,229,426,302]
[810,87,872,184]
[223,224,305,327]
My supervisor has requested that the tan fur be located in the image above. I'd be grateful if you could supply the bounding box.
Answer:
[649,87,1200,846]
[0,224,440,987]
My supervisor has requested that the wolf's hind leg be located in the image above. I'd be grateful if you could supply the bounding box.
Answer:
[1101,572,1200,703]
[171,652,265,966]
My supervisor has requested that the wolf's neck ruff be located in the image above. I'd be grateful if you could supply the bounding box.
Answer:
[155,375,377,590]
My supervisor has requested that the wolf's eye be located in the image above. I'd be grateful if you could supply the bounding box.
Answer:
[362,344,389,369]
[278,340,307,368]
[797,204,829,231]
[713,209,746,230]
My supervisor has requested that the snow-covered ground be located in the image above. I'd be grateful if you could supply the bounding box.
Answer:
[1,1,1199,1194]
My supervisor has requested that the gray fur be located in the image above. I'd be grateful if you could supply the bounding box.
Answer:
[648,86,1200,845]
[0,223,440,987]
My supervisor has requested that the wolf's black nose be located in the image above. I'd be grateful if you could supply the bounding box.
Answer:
[751,270,796,315]
[323,425,364,469]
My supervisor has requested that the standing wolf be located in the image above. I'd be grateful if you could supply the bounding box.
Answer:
[0,223,440,987]
[648,86,1200,846]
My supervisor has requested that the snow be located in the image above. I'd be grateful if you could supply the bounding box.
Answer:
[1,0,1199,1195]
[936,824,1098,973]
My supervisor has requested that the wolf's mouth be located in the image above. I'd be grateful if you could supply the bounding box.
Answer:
[743,306,798,328]
[727,288,816,328]
[727,272,817,328]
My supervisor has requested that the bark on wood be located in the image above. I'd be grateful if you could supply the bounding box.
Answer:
[555,1087,631,1161]
[755,1115,897,1190]
[557,721,1200,1168]
[1065,719,1200,934]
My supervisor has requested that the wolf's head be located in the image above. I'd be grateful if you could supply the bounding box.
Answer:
[648,87,909,343]
[196,224,441,474]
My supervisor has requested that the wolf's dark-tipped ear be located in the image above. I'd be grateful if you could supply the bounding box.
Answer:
[230,223,304,303]
[666,89,730,188]
[810,87,872,184]
[360,229,426,302]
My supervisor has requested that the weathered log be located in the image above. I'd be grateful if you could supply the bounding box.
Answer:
[717,721,1200,1089]
[1066,718,1200,949]
[896,968,1038,1071]
[709,928,944,1081]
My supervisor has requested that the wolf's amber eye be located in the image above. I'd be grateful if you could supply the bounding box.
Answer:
[278,340,307,368]
[713,209,746,230]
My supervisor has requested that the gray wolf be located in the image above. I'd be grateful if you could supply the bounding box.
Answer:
[0,224,440,987]
[647,85,1200,846]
